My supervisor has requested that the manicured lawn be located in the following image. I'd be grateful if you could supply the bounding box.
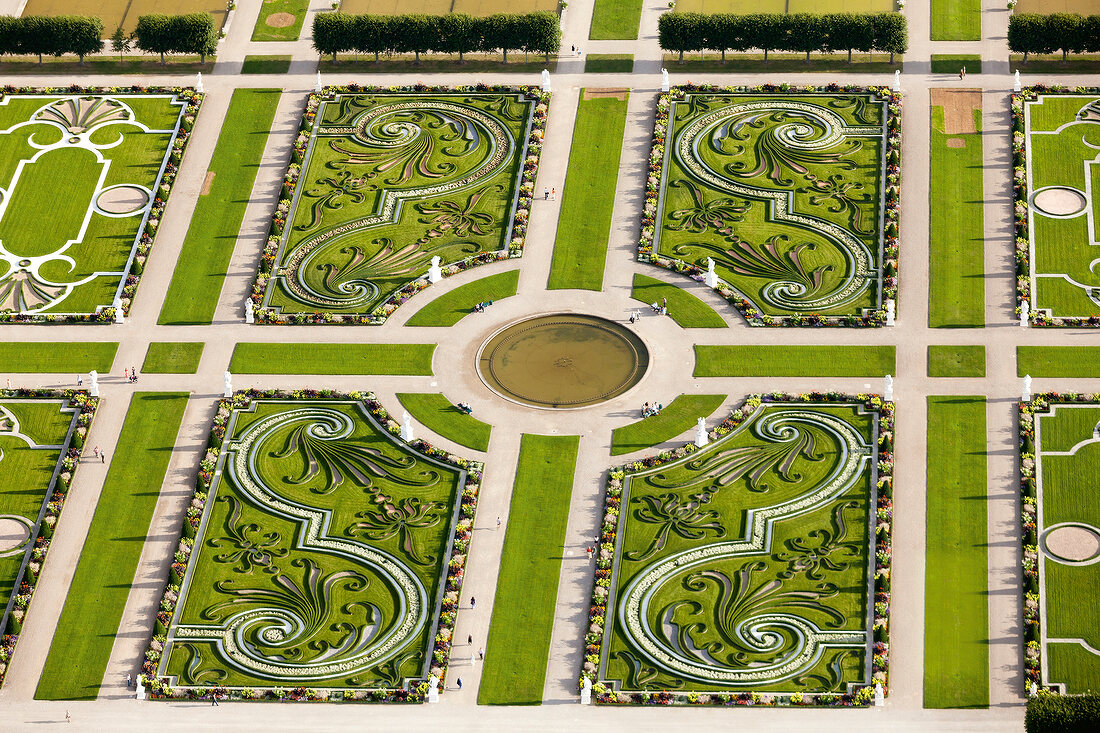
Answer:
[0,342,117,372]
[396,393,492,452]
[547,92,629,292]
[584,54,634,73]
[924,396,989,708]
[630,274,727,328]
[693,346,896,377]
[251,0,309,41]
[158,89,280,325]
[230,343,436,375]
[1018,347,1100,377]
[663,53,902,72]
[931,0,981,41]
[1011,54,1100,73]
[141,342,205,374]
[589,0,643,40]
[928,345,986,378]
[36,392,189,700]
[930,105,985,328]
[479,434,580,705]
[241,55,292,74]
[610,394,727,456]
[930,54,982,74]
[405,270,519,327]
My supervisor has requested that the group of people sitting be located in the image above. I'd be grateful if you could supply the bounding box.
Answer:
[641,402,663,418]
[650,301,668,316]
[456,402,473,414]
[473,300,495,312]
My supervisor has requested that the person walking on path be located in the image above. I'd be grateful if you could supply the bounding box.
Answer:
[544,187,549,200]
[93,446,99,460]
[211,690,219,706]
[457,678,463,690]
[101,450,106,464]
[65,711,70,724]
[551,187,556,200]
[478,648,484,660]
[470,596,476,609]
[124,368,128,381]
[126,673,132,689]
[496,516,501,529]
[467,634,473,645]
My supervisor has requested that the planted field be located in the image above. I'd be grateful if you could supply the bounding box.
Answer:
[927,345,985,378]
[674,0,892,11]
[151,397,477,696]
[20,0,227,35]
[589,398,891,704]
[258,89,543,323]
[340,0,558,13]
[0,91,196,321]
[229,343,436,375]
[1024,398,1100,694]
[142,342,205,373]
[1018,91,1100,325]
[694,345,895,377]
[646,89,897,326]
[930,0,981,41]
[1018,346,1100,377]
[0,342,117,372]
[589,0,643,40]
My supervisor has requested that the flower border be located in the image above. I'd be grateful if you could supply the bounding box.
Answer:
[639,83,900,328]
[1018,391,1100,694]
[1011,86,1100,328]
[140,388,481,703]
[250,84,549,326]
[0,85,203,325]
[583,391,893,707]
[0,388,98,687]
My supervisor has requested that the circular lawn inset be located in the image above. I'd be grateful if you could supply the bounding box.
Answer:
[97,185,149,215]
[1032,187,1087,217]
[265,12,296,28]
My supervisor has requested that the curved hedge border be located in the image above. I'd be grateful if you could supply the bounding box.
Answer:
[0,388,98,688]
[250,84,548,326]
[0,85,202,325]
[582,391,894,706]
[140,388,481,702]
[1011,86,1100,328]
[639,83,900,328]
[1018,391,1100,694]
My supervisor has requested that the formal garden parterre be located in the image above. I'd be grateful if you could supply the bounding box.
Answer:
[1020,393,1100,695]
[252,85,547,325]
[143,390,480,701]
[0,389,97,687]
[640,85,900,327]
[1013,86,1100,327]
[584,393,893,706]
[0,87,200,322]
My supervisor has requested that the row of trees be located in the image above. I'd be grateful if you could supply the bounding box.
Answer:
[0,15,103,63]
[658,12,909,63]
[313,11,561,63]
[1008,14,1100,62]
[133,14,218,64]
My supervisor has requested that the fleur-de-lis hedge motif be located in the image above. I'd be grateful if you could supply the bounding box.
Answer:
[626,492,726,562]
[209,495,289,574]
[666,179,750,237]
[349,496,446,566]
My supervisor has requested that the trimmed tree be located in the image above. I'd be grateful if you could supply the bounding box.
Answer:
[437,13,477,62]
[525,11,561,63]
[169,13,217,63]
[658,12,699,63]
[68,16,105,63]
[312,11,349,62]
[135,15,173,64]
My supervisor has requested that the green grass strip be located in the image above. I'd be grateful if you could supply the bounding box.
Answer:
[0,342,116,373]
[928,345,986,378]
[584,54,634,73]
[547,92,629,291]
[589,0,642,40]
[405,270,519,327]
[931,0,981,41]
[241,55,292,74]
[230,343,435,375]
[930,105,984,327]
[395,393,492,452]
[611,394,727,456]
[479,434,580,705]
[141,342,205,374]
[36,392,189,700]
[693,345,896,377]
[1018,346,1100,377]
[930,54,983,74]
[924,396,989,708]
[630,274,727,328]
[158,89,281,325]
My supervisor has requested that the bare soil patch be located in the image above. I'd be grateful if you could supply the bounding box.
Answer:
[1033,187,1087,216]
[265,12,295,28]
[1045,525,1100,562]
[97,185,149,214]
[201,171,216,196]
[584,88,629,101]
[931,88,981,134]
[946,138,965,148]
[0,518,30,553]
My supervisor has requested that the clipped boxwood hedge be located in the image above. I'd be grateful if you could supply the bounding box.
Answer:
[1026,694,1100,733]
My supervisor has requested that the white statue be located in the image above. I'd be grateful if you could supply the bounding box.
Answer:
[315,71,323,93]
[469,652,477,667]
[136,676,145,701]
[245,299,254,324]
[661,68,669,93]
[223,371,232,398]
[113,295,124,324]
[704,257,718,288]
[1020,299,1029,328]
[427,674,440,703]
[892,69,901,92]
[195,72,204,94]
[884,374,894,401]
[874,682,884,706]
[401,411,415,442]
[694,417,708,448]
[541,69,551,93]
[1022,374,1032,402]
[89,370,99,398]
[1028,681,1037,697]
[580,677,592,705]
[885,299,895,327]
[1014,70,1022,92]
[428,255,443,284]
